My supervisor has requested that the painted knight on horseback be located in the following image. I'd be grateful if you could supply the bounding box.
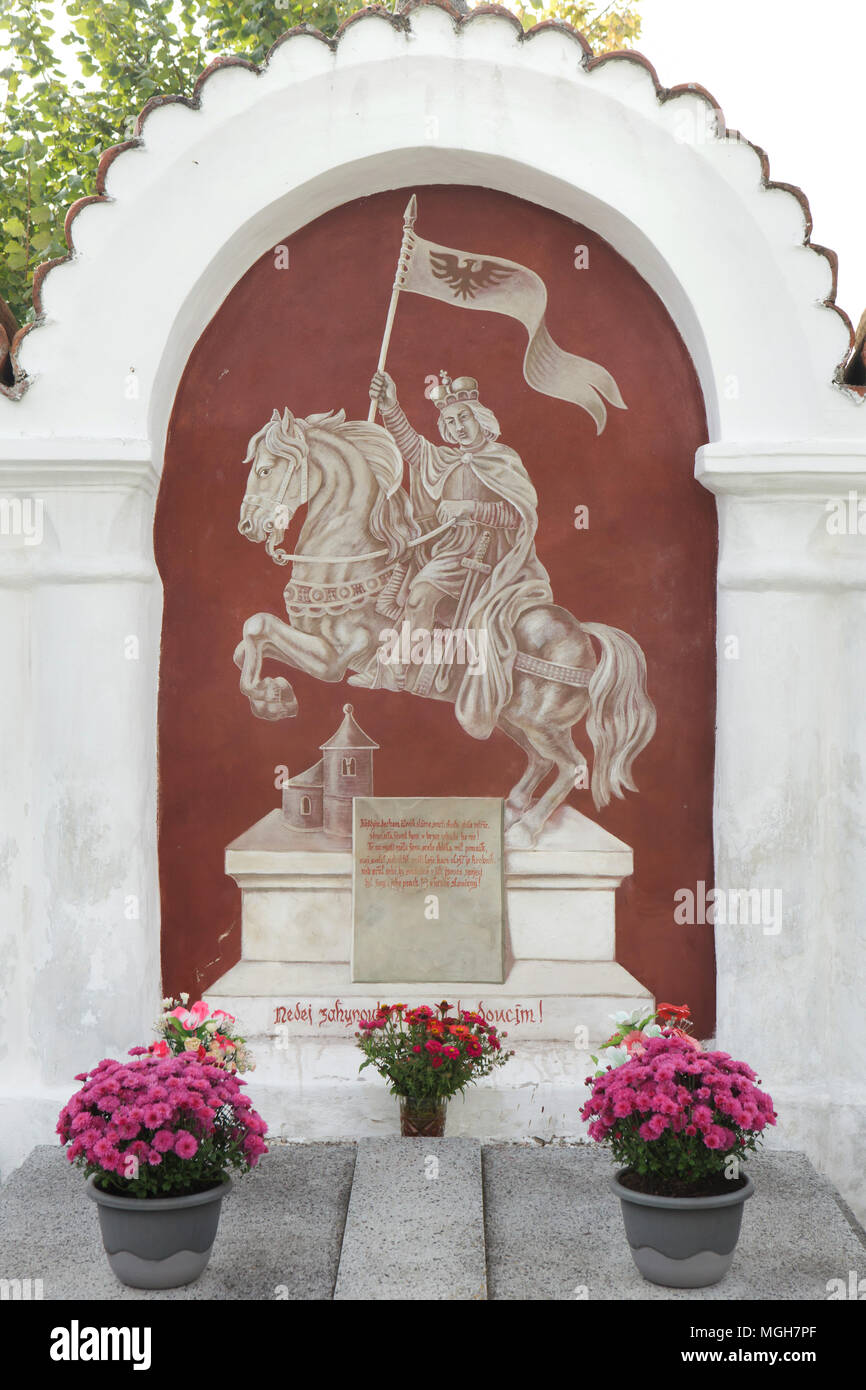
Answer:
[352,369,552,741]
[232,197,656,847]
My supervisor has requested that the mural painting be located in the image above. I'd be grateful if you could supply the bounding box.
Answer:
[155,185,716,1029]
[235,195,656,854]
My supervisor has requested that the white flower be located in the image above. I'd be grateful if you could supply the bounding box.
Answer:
[610,1008,645,1028]
[179,992,190,1005]
[644,1023,663,1038]
[604,1047,631,1069]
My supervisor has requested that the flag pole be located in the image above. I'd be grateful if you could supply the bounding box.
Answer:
[367,194,418,423]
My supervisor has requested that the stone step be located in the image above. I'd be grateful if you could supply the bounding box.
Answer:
[481,1146,866,1301]
[1,1144,864,1300]
[0,1143,356,1300]
[333,1138,487,1300]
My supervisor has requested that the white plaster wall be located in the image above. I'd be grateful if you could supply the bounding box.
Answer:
[0,452,163,1178]
[700,444,866,1222]
[0,5,864,1216]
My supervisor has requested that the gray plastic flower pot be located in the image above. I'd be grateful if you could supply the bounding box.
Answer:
[86,1175,231,1289]
[612,1168,754,1288]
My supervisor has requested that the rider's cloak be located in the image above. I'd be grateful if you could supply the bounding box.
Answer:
[382,404,553,739]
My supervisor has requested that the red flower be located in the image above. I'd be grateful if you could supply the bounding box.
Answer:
[425,1039,443,1054]
[430,1057,443,1069]
[669,1026,701,1052]
[465,1037,482,1058]
[442,1045,460,1060]
[657,1003,690,1022]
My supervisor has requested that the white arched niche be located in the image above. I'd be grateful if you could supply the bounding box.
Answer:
[1,3,864,1219]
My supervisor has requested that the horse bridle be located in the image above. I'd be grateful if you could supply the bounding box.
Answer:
[271,444,309,520]
[246,425,455,568]
[239,428,310,566]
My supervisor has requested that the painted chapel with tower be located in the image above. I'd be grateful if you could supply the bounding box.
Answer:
[281,703,377,838]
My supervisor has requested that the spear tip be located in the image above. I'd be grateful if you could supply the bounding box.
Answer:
[404,193,418,227]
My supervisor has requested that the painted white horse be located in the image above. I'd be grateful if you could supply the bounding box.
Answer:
[234,407,656,847]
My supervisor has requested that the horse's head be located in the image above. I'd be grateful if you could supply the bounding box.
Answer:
[238,408,309,565]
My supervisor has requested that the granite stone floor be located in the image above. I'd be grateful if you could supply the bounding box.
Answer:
[1,1142,864,1300]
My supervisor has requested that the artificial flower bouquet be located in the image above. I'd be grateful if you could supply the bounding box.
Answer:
[590,1001,700,1073]
[57,1050,268,1198]
[581,1002,776,1198]
[356,1001,514,1101]
[145,994,255,1075]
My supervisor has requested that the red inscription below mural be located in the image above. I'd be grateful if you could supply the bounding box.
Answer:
[272,1000,544,1030]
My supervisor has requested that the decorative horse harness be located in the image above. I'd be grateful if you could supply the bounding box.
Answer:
[247,437,593,689]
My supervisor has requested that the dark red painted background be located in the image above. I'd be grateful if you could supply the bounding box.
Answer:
[156,186,717,1031]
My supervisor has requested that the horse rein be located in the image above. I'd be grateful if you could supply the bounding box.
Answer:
[243,426,455,567]
[243,475,457,566]
[268,516,457,566]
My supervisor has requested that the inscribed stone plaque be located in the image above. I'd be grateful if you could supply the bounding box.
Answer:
[352,797,505,983]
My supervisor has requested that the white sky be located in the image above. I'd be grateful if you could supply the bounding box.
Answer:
[638,0,865,326]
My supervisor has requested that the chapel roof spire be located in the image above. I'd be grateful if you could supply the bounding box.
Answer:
[319,703,379,751]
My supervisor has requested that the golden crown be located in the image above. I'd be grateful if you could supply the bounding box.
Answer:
[429,370,479,410]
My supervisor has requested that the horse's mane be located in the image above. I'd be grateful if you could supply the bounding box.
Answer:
[305,410,420,562]
[244,409,307,469]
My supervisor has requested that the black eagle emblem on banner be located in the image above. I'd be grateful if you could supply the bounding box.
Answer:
[429,252,516,302]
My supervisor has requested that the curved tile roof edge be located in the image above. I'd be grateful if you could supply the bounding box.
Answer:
[1,0,856,403]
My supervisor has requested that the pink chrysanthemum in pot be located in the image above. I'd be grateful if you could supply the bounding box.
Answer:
[57,1051,267,1198]
[581,1032,776,1195]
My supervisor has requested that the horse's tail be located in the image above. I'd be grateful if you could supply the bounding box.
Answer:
[580,622,656,810]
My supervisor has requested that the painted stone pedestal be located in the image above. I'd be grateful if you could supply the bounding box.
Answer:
[207,803,652,1138]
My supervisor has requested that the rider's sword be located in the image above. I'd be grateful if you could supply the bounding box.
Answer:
[451,529,493,632]
[414,529,492,699]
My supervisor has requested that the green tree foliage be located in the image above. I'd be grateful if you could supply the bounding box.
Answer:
[513,1,641,49]
[0,0,641,329]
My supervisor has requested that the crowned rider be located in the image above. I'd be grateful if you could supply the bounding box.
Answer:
[358,368,553,741]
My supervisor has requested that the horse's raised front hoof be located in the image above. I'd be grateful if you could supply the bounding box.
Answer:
[249,677,298,721]
[504,819,539,850]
